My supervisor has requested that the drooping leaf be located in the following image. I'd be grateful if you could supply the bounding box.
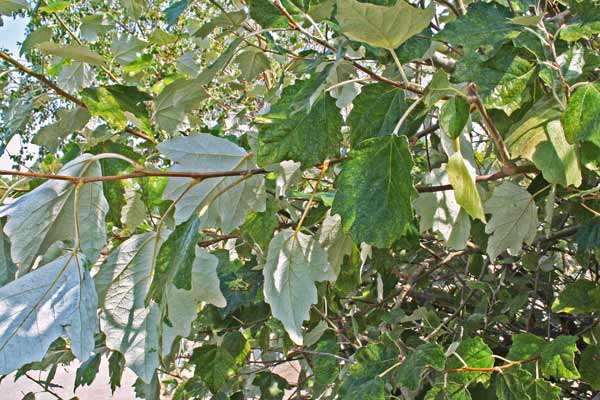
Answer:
[0,221,16,286]
[120,185,146,232]
[81,85,153,134]
[159,133,265,231]
[257,77,343,167]
[95,233,164,383]
[347,83,424,146]
[447,152,485,223]
[263,229,335,344]
[318,211,353,277]
[551,279,600,314]
[148,214,201,300]
[33,107,90,151]
[161,247,226,356]
[36,42,107,66]
[0,154,109,268]
[20,27,52,55]
[440,96,470,139]
[336,0,434,50]
[74,352,101,389]
[0,94,32,156]
[414,167,471,249]
[484,182,538,260]
[332,135,416,248]
[0,254,97,374]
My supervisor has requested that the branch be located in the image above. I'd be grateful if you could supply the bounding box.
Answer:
[0,160,538,193]
[441,355,541,374]
[272,1,424,95]
[467,83,512,166]
[0,50,155,144]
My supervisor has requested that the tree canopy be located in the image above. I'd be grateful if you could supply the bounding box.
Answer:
[1,0,600,398]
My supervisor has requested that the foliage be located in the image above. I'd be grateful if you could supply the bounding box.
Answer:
[0,0,599,399]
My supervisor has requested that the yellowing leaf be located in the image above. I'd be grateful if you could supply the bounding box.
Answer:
[447,152,485,223]
[336,0,434,50]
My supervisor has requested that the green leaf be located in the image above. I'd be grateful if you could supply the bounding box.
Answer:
[57,61,95,93]
[253,372,291,399]
[0,154,108,268]
[0,0,28,14]
[576,218,600,251]
[562,82,600,146]
[1,95,33,155]
[108,351,125,393]
[580,344,600,390]
[425,383,472,400]
[414,168,471,249]
[454,47,536,116]
[397,342,445,390]
[257,78,343,167]
[159,133,265,231]
[507,334,580,380]
[447,152,486,223]
[74,353,101,389]
[312,338,340,390]
[336,0,434,50]
[506,98,582,187]
[247,0,298,28]
[541,336,580,380]
[434,2,519,52]
[332,135,416,247]
[191,332,249,393]
[120,185,146,232]
[551,279,600,314]
[0,221,16,286]
[36,42,107,66]
[484,182,538,260]
[95,233,164,383]
[196,37,243,84]
[0,254,97,374]
[440,96,470,139]
[494,367,532,400]
[235,48,270,81]
[445,338,493,385]
[339,344,395,400]
[33,107,91,151]
[347,83,424,146]
[81,85,152,135]
[527,379,560,400]
[164,0,188,26]
[263,229,336,344]
[148,215,201,301]
[560,21,600,42]
[193,10,247,37]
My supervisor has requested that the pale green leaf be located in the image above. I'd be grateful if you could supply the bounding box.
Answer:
[0,221,16,286]
[263,229,335,344]
[80,13,114,42]
[112,35,147,65]
[152,78,208,132]
[336,0,434,50]
[414,167,471,250]
[120,185,146,232]
[36,42,107,66]
[20,27,52,55]
[159,133,265,231]
[33,107,91,151]
[332,135,416,248]
[0,0,28,14]
[235,47,270,81]
[57,61,96,93]
[318,211,353,277]
[484,182,538,260]
[447,152,485,223]
[95,233,164,383]
[0,254,97,374]
[440,96,470,139]
[0,154,108,268]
